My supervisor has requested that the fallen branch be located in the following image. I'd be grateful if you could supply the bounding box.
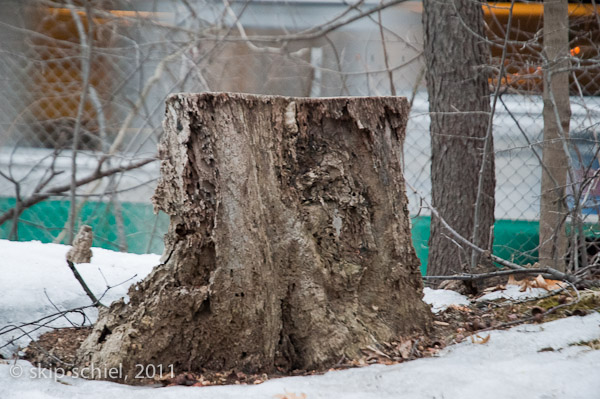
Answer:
[423,268,559,281]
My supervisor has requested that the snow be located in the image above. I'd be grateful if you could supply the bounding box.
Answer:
[423,283,554,310]
[1,239,600,399]
[0,240,160,356]
[477,285,549,302]
[422,287,471,313]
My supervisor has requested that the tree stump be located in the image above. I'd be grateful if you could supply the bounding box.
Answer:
[76,93,432,383]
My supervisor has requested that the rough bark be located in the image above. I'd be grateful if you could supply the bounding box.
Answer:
[76,92,432,383]
[539,0,570,272]
[423,0,495,283]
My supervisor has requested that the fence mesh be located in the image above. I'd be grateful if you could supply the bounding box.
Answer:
[0,0,599,271]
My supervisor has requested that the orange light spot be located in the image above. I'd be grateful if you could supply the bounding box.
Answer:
[570,46,581,56]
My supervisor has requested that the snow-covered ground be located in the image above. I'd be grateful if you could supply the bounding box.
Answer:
[1,240,599,399]
[423,287,471,313]
[0,239,159,357]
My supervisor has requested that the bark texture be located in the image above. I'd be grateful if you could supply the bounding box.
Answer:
[423,0,495,281]
[76,92,432,382]
[540,0,570,271]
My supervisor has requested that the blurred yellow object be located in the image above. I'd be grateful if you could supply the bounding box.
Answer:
[484,2,600,95]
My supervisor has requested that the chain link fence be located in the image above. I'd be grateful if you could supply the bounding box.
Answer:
[1,0,599,271]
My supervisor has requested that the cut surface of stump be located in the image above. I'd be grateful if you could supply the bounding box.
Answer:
[76,92,432,383]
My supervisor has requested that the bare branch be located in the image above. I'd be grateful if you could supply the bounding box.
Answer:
[0,157,156,226]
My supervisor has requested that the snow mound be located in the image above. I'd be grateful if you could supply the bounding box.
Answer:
[0,240,159,357]
[477,284,548,302]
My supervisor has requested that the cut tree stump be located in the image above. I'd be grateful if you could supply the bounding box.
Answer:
[76,92,432,383]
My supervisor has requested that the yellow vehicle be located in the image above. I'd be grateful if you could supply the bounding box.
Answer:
[26,3,119,148]
[483,1,600,95]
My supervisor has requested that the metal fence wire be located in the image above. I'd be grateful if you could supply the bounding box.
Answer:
[0,0,599,272]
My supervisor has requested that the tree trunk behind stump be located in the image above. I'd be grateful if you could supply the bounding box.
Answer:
[76,92,432,383]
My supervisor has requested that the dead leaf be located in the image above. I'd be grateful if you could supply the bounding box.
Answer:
[519,278,533,292]
[542,278,567,291]
[448,304,472,312]
[533,274,548,289]
[508,274,535,291]
[510,274,567,292]
[397,339,413,359]
[363,345,391,360]
[470,334,491,344]
[274,393,307,399]
[482,284,505,293]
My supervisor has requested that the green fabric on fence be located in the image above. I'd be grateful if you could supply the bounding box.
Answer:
[0,198,549,271]
[0,198,168,255]
[411,216,540,273]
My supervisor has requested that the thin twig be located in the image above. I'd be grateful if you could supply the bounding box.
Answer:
[423,268,560,282]
[377,1,396,96]
[43,289,77,328]
[66,260,105,307]
[0,157,155,226]
[66,0,94,243]
[0,273,139,352]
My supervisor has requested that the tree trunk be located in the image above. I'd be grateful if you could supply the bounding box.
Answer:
[76,92,432,383]
[539,0,570,272]
[423,0,495,283]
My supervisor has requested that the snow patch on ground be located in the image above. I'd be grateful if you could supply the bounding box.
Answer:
[477,285,548,302]
[2,314,599,399]
[1,239,600,399]
[423,287,471,313]
[0,240,160,357]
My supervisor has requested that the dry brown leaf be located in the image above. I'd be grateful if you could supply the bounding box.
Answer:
[483,284,506,293]
[364,345,390,359]
[508,274,536,291]
[507,275,519,286]
[519,280,530,292]
[470,334,491,344]
[274,393,307,399]
[529,274,567,291]
[533,274,548,289]
[541,278,567,291]
[510,276,535,292]
[397,339,413,359]
[448,304,472,312]
[510,274,567,292]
